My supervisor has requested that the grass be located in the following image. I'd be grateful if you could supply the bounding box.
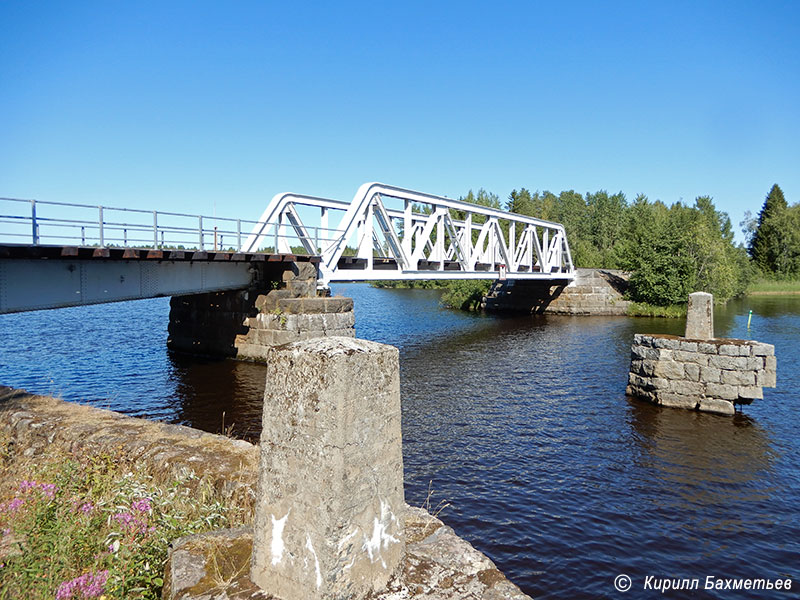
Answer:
[0,432,246,600]
[626,302,687,318]
[746,277,800,294]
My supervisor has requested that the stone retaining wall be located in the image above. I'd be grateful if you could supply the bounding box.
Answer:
[545,268,630,315]
[482,268,630,315]
[0,388,531,600]
[0,387,260,513]
[167,261,355,361]
[626,334,777,415]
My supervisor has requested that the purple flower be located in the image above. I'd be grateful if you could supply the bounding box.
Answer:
[112,511,149,535]
[0,497,24,513]
[131,498,152,513]
[112,511,135,526]
[17,480,58,498]
[39,483,57,499]
[79,502,94,515]
[55,569,109,599]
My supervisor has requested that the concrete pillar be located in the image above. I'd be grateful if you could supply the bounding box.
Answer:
[685,292,714,339]
[251,337,405,600]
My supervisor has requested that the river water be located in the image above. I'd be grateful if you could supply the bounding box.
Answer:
[0,286,798,598]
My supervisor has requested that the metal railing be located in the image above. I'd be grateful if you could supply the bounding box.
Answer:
[0,197,330,254]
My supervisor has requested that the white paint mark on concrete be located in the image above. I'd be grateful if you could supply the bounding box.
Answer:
[337,527,358,551]
[270,510,290,566]
[362,500,399,568]
[306,534,322,589]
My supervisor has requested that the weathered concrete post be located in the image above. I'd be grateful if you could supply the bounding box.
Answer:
[685,291,714,339]
[251,337,405,600]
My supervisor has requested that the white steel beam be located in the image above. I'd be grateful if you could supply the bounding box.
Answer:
[243,182,575,287]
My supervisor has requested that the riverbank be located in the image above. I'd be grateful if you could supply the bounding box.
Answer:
[0,387,530,600]
[746,278,800,295]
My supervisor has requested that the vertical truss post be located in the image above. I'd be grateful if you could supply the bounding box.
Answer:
[320,207,328,253]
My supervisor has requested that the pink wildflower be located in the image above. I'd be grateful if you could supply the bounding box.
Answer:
[112,511,135,527]
[55,569,109,599]
[17,480,58,498]
[131,498,152,513]
[112,511,149,535]
[79,502,94,515]
[39,483,57,499]
[0,497,24,513]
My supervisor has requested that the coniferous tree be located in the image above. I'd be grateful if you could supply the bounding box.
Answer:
[749,184,789,273]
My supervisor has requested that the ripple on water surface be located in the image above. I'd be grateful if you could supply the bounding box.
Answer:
[0,287,798,598]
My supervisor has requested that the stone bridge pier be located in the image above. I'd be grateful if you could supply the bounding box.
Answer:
[166,261,355,360]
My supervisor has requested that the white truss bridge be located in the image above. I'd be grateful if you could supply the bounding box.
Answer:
[244,182,575,287]
[0,182,574,312]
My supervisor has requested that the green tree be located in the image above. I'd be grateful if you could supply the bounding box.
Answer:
[748,184,792,275]
[584,190,627,267]
[618,195,749,305]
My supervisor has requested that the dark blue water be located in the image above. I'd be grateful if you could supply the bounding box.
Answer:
[1,286,798,598]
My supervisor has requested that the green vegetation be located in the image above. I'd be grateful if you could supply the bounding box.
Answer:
[746,278,800,294]
[625,302,687,318]
[440,280,493,311]
[507,188,751,306]
[0,433,245,600]
[378,183,800,312]
[742,184,800,279]
[371,280,492,311]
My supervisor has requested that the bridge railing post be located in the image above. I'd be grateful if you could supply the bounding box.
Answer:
[237,219,242,251]
[30,200,39,245]
[153,211,159,248]
[198,215,204,250]
[98,206,104,247]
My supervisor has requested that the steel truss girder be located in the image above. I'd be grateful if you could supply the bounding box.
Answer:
[242,182,575,286]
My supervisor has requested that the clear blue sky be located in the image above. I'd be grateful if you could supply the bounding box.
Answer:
[2,1,798,241]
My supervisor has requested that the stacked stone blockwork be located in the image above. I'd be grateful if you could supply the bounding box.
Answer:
[168,261,355,360]
[234,294,355,360]
[482,269,630,315]
[626,334,777,415]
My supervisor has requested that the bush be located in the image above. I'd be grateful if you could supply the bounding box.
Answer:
[440,280,492,311]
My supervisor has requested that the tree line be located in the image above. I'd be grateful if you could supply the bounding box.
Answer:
[456,184,795,307]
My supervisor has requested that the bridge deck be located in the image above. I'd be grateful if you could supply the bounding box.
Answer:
[0,243,319,265]
[0,244,318,314]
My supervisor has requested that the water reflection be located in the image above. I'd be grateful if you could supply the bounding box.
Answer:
[1,285,798,598]
[627,399,774,504]
[167,353,266,441]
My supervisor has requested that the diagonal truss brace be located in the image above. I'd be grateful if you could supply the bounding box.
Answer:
[242,182,574,287]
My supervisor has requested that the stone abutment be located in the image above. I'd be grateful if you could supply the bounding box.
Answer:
[167,261,355,360]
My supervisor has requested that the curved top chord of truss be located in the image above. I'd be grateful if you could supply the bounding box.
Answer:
[242,182,575,287]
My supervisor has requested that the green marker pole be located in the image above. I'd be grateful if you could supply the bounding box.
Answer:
[747,309,753,329]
